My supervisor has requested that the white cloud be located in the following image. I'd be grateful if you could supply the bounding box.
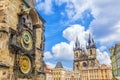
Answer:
[93,21,120,46]
[99,46,107,52]
[52,24,112,65]
[96,49,111,65]
[44,51,53,59]
[36,0,119,66]
[52,41,74,60]
[51,24,90,60]
[89,0,120,46]
[45,62,56,69]
[55,0,91,21]
[55,0,120,46]
[36,0,120,42]
[36,0,53,14]
[50,24,90,61]
[63,24,89,46]
[44,23,111,66]
[55,0,68,6]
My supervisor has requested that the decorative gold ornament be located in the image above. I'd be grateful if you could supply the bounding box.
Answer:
[21,31,33,50]
[19,55,31,74]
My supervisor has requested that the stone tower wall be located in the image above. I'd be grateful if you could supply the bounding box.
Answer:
[0,0,45,80]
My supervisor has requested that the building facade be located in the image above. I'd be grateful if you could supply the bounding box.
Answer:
[45,67,52,80]
[52,62,81,80]
[109,46,118,77]
[65,70,81,80]
[110,43,120,79]
[52,62,66,80]
[0,0,45,80]
[73,33,112,80]
[80,65,112,80]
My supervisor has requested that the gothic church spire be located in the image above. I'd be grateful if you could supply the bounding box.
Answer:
[88,32,96,48]
[75,36,81,50]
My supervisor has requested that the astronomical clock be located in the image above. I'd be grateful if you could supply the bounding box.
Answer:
[9,13,36,79]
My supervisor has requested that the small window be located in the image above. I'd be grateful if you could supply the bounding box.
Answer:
[90,49,92,55]
[76,52,78,57]
[21,17,26,24]
[76,64,79,70]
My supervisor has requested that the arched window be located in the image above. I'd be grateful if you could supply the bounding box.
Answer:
[76,52,78,57]
[76,64,79,70]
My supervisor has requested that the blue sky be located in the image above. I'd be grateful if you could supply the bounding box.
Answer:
[35,0,120,69]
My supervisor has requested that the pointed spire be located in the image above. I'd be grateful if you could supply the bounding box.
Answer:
[55,61,63,69]
[75,36,81,50]
[88,32,96,48]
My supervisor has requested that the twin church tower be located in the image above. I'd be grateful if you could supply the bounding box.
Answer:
[73,33,99,71]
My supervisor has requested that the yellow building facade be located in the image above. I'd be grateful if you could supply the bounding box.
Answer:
[81,65,112,80]
[47,63,112,80]
[52,68,65,80]
[0,0,45,80]
[52,62,81,80]
[45,67,52,80]
[52,62,65,80]
[65,70,81,80]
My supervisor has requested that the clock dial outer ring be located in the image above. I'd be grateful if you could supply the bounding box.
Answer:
[21,31,33,50]
[23,32,31,44]
[19,55,32,74]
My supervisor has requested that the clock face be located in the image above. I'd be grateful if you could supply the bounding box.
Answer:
[19,55,32,74]
[21,31,33,50]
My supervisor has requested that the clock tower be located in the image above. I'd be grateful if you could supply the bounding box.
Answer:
[0,0,45,80]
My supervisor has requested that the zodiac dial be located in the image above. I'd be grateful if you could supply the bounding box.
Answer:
[21,31,33,50]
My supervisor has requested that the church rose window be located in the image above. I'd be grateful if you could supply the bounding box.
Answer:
[83,62,87,67]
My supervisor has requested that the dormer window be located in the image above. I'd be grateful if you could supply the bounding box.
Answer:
[20,14,33,30]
